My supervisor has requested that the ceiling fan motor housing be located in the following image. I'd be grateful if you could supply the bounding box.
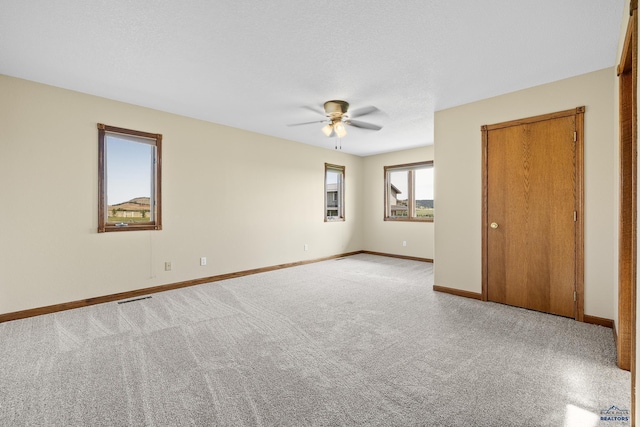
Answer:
[324,100,349,118]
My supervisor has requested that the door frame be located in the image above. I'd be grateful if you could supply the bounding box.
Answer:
[618,0,637,418]
[481,107,585,321]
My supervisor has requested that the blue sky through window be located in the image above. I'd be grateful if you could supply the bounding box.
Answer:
[326,170,339,184]
[390,167,433,200]
[106,135,153,205]
[415,167,434,200]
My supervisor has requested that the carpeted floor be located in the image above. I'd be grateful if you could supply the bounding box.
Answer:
[0,254,630,426]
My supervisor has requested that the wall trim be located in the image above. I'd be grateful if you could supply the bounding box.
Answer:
[433,285,482,300]
[1,251,369,323]
[434,288,618,330]
[583,314,615,329]
[0,250,433,323]
[360,251,433,263]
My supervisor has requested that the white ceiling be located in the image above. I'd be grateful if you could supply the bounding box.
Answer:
[0,1,625,156]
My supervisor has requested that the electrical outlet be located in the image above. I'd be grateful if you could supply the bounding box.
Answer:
[200,257,207,266]
[165,261,172,271]
[402,241,407,247]
[304,244,309,251]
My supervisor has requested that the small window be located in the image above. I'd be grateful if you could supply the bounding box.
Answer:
[98,123,162,233]
[325,163,345,221]
[384,161,433,222]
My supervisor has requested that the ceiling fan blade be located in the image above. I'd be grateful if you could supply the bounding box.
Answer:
[347,119,382,131]
[287,120,326,127]
[349,106,379,118]
[301,105,326,116]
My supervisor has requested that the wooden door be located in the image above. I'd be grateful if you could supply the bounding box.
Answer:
[482,108,584,319]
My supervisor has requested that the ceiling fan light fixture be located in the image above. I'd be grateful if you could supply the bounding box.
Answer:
[322,124,334,137]
[334,121,347,138]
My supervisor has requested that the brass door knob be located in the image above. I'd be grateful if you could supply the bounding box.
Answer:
[490,222,499,229]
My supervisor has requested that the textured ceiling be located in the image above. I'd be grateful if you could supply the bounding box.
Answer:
[0,1,625,156]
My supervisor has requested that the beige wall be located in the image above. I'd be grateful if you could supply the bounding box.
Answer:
[434,67,617,319]
[0,75,369,315]
[362,146,434,260]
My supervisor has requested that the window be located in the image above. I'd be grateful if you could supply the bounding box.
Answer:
[384,161,433,221]
[98,123,162,232]
[325,163,345,221]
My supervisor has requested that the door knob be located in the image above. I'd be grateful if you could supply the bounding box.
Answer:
[490,222,499,229]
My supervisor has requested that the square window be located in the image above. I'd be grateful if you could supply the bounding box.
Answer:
[384,161,433,222]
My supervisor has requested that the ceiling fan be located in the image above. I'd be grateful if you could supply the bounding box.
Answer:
[288,100,383,138]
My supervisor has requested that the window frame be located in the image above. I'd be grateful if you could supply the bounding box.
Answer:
[97,123,162,233]
[324,163,345,222]
[384,160,433,222]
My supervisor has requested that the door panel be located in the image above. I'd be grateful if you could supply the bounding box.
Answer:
[486,115,576,318]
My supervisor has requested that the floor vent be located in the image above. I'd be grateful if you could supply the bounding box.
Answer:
[118,296,152,305]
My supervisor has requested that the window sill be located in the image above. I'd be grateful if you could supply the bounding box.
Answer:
[384,217,434,223]
[99,223,162,233]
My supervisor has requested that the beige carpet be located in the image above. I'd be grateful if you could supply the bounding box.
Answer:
[0,254,630,426]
